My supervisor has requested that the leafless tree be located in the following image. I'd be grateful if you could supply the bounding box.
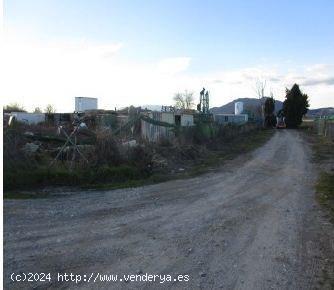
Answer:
[254,79,267,99]
[184,90,195,109]
[173,93,185,109]
[33,107,42,113]
[45,104,56,114]
[244,104,263,119]
[173,91,195,110]
[254,78,268,127]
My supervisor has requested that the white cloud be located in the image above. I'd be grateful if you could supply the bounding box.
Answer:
[301,77,334,86]
[0,36,194,111]
[305,63,333,74]
[0,33,333,112]
[157,57,191,74]
[199,64,334,108]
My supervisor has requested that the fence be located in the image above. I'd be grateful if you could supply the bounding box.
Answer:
[140,113,175,143]
[313,118,334,140]
[140,117,261,144]
[215,122,259,139]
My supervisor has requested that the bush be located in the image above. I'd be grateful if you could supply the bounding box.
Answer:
[3,165,145,190]
[94,131,122,166]
[193,123,215,144]
[3,125,39,171]
[127,146,153,174]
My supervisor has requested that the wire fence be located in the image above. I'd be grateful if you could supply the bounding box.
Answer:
[313,118,334,140]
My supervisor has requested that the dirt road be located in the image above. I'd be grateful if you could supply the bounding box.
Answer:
[4,130,334,289]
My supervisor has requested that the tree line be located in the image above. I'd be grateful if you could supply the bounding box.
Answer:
[3,103,57,114]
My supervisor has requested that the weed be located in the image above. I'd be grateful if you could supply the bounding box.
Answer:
[316,172,334,221]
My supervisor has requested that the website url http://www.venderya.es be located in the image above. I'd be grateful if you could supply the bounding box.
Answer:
[10,272,190,284]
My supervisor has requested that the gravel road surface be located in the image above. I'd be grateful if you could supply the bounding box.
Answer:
[4,130,334,289]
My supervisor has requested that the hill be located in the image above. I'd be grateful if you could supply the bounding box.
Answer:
[306,107,334,118]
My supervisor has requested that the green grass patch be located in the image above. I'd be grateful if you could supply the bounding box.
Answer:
[316,172,334,220]
[302,125,334,220]
[3,191,50,199]
[4,164,146,194]
[300,121,334,162]
[312,137,334,162]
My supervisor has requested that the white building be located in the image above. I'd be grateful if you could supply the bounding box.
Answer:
[75,97,98,112]
[214,114,248,125]
[214,101,248,125]
[8,112,45,125]
[235,101,244,115]
[180,114,194,127]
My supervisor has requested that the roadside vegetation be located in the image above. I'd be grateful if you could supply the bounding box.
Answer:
[316,172,334,219]
[302,122,334,221]
[3,122,151,193]
[4,81,311,198]
[3,120,273,198]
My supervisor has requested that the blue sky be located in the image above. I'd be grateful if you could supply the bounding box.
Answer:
[1,0,334,111]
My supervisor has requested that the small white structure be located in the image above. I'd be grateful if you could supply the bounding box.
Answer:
[214,114,248,125]
[180,114,194,127]
[9,112,45,125]
[235,101,244,115]
[75,97,98,112]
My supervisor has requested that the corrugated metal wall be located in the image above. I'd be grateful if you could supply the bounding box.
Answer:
[141,112,175,142]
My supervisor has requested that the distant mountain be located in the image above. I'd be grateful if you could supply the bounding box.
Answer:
[210,97,283,115]
[306,107,334,118]
[210,98,334,118]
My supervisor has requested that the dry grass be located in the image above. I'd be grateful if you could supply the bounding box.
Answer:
[316,172,334,221]
[94,130,122,165]
[302,122,334,221]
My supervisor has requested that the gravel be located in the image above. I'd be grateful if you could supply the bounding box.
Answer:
[4,130,334,289]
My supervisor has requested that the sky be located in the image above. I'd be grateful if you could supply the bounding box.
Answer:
[1,0,334,112]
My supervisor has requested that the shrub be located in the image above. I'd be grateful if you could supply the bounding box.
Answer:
[94,130,122,166]
[128,146,153,174]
